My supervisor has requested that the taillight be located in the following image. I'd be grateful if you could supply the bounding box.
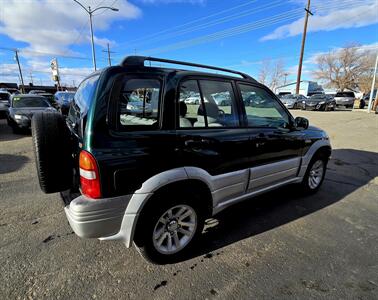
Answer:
[79,150,101,199]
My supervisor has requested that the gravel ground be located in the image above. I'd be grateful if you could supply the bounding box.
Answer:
[0,110,377,299]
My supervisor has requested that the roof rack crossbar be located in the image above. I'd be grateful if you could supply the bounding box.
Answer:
[121,56,254,80]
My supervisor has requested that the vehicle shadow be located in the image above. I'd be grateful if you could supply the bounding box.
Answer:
[0,154,30,174]
[179,148,378,263]
[0,119,31,142]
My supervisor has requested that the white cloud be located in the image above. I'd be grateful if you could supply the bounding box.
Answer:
[0,0,141,54]
[0,57,94,87]
[261,1,378,41]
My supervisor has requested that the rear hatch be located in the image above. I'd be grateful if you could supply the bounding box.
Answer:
[66,74,100,192]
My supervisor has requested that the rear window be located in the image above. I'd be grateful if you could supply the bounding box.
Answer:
[336,92,354,97]
[68,75,99,123]
[117,78,161,128]
[0,93,10,100]
[12,97,49,108]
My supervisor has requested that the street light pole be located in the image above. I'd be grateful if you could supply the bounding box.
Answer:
[14,50,25,93]
[367,52,378,113]
[88,6,97,71]
[73,0,118,71]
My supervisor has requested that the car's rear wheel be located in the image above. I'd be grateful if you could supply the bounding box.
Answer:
[135,193,205,264]
[31,112,72,193]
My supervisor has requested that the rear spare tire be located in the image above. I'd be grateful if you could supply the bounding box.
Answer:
[31,112,72,193]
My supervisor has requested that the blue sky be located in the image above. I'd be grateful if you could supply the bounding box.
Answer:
[0,0,377,86]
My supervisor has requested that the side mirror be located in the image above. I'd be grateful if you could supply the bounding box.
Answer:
[295,117,309,129]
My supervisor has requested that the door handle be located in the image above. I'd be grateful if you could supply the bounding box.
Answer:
[255,141,265,148]
[184,139,211,147]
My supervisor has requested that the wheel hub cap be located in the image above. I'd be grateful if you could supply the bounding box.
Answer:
[167,220,179,232]
[152,204,197,255]
[308,160,324,189]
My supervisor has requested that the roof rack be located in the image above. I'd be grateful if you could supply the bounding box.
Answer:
[120,56,255,81]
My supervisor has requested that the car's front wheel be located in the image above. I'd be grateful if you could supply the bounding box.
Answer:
[135,194,205,264]
[301,154,327,194]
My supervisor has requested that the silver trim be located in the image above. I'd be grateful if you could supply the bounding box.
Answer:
[96,138,331,248]
[213,177,302,215]
[65,194,131,238]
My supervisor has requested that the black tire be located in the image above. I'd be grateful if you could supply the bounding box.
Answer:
[11,125,21,134]
[359,100,365,109]
[31,112,72,194]
[135,191,205,264]
[300,153,328,194]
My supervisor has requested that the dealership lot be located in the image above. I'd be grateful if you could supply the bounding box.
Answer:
[0,110,377,299]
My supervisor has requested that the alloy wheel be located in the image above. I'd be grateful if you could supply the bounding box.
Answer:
[152,205,197,255]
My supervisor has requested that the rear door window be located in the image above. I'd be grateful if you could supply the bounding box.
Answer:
[178,79,240,128]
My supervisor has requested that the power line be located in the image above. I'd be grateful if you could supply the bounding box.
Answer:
[123,0,285,49]
[133,0,370,55]
[117,0,366,51]
[122,0,259,46]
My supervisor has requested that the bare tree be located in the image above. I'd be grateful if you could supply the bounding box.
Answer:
[258,59,286,91]
[357,54,378,93]
[314,44,373,92]
[258,59,271,86]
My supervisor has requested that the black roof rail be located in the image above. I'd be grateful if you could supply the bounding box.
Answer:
[120,56,255,81]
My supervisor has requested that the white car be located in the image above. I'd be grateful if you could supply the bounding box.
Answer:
[184,96,200,105]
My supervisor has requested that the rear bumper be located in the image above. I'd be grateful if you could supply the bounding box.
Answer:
[336,99,354,106]
[64,194,132,239]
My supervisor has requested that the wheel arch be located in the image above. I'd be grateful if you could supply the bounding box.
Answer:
[132,178,213,247]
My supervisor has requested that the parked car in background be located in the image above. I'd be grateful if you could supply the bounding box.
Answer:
[184,96,200,104]
[302,94,336,111]
[55,91,75,115]
[31,56,331,264]
[280,94,307,109]
[28,90,46,95]
[39,93,58,108]
[0,88,20,95]
[334,91,355,108]
[120,93,153,116]
[362,89,377,107]
[0,91,11,118]
[7,95,56,133]
[213,92,232,106]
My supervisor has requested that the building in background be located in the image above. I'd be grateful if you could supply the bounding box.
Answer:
[275,80,324,96]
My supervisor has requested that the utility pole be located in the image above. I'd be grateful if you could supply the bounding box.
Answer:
[367,52,378,113]
[102,43,115,66]
[14,50,25,93]
[295,0,313,95]
[29,71,34,85]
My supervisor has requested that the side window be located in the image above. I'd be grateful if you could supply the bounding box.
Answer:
[238,84,290,128]
[178,80,201,128]
[118,79,160,127]
[68,74,99,124]
[178,79,239,128]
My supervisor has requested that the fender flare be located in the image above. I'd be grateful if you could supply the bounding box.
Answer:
[100,167,214,247]
[298,139,332,178]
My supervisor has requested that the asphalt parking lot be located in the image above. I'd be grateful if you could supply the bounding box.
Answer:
[0,110,377,299]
